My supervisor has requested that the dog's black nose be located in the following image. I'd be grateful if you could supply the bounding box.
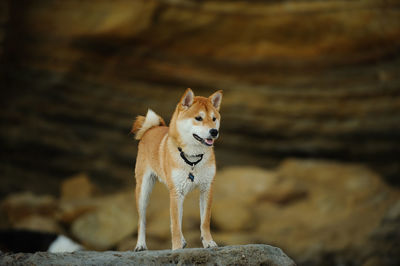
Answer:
[210,129,218,137]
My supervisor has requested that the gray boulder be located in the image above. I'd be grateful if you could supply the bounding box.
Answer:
[0,244,296,266]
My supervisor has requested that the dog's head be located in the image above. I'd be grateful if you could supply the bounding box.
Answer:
[171,88,223,148]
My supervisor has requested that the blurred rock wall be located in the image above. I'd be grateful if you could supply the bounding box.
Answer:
[2,160,399,265]
[1,0,400,196]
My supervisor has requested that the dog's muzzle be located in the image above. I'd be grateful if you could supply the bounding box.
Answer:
[193,134,214,146]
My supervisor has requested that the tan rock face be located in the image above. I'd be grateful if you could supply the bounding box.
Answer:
[0,0,399,263]
[146,182,202,245]
[0,161,398,265]
[57,173,100,223]
[57,198,99,224]
[213,166,277,204]
[1,192,57,224]
[212,200,254,232]
[1,0,399,198]
[204,160,399,264]
[70,192,137,250]
[0,192,63,235]
[254,159,399,261]
[13,215,62,234]
[131,159,400,261]
[60,173,95,200]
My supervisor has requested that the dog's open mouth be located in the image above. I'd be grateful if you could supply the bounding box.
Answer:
[193,134,214,146]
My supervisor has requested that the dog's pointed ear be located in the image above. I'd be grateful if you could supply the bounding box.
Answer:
[180,88,194,109]
[209,90,223,111]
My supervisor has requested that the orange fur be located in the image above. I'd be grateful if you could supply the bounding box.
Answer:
[132,111,166,140]
[131,115,145,135]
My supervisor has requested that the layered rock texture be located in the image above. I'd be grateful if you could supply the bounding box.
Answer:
[0,0,400,196]
[0,245,295,266]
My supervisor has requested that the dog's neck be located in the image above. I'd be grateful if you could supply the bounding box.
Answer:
[178,147,203,167]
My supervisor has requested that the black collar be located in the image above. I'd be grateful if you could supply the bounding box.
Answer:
[178,147,204,167]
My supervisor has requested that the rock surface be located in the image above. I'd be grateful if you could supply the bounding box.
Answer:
[0,244,296,266]
[1,0,400,198]
[60,173,95,200]
[0,177,139,251]
[13,215,62,234]
[255,159,400,265]
[1,193,57,224]
[108,159,399,265]
[70,192,137,250]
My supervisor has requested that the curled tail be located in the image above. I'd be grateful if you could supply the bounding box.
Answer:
[131,109,166,140]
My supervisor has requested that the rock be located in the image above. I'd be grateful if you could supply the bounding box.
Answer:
[213,232,258,247]
[359,199,400,266]
[56,198,99,224]
[71,192,137,250]
[212,200,254,232]
[1,0,400,200]
[258,177,308,205]
[146,182,202,242]
[13,215,62,234]
[182,190,202,231]
[383,199,400,222]
[0,244,296,266]
[144,183,171,242]
[146,208,170,240]
[214,166,277,205]
[0,161,397,265]
[1,193,57,224]
[116,234,174,252]
[212,166,306,232]
[146,182,170,222]
[254,159,400,264]
[60,173,95,200]
[58,188,136,224]
[0,206,10,229]
[116,236,136,252]
[182,230,202,249]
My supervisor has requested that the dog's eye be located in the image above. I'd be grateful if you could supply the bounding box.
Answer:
[213,117,216,122]
[195,116,203,121]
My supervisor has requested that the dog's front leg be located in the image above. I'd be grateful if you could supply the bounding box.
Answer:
[169,189,187,250]
[199,185,218,248]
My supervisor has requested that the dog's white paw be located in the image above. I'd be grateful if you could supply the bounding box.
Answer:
[202,239,217,248]
[134,244,147,252]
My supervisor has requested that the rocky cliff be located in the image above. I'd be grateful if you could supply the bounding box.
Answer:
[1,160,399,265]
[0,244,296,266]
[1,0,400,196]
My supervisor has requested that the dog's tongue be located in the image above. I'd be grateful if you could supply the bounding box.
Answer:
[205,138,214,145]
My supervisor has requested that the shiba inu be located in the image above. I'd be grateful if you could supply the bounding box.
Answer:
[132,88,222,251]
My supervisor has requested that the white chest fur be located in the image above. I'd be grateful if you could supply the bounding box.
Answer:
[171,162,215,196]
[165,136,216,196]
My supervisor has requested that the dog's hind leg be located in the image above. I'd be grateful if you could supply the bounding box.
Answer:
[134,167,155,252]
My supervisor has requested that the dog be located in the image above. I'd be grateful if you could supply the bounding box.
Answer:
[131,88,222,251]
